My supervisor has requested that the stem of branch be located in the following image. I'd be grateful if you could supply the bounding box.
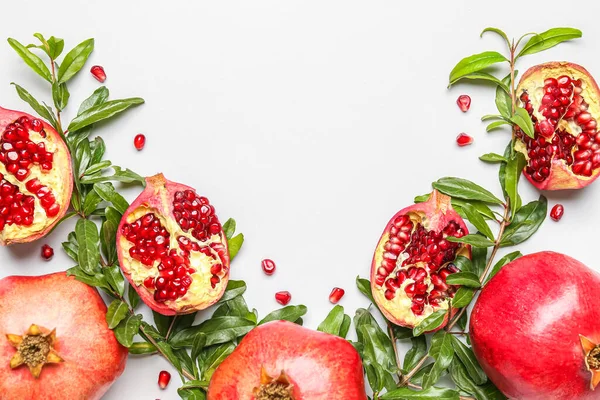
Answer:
[165,316,178,341]
[140,325,195,381]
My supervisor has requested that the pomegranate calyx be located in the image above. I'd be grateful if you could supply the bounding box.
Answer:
[6,324,64,378]
[253,368,294,400]
[580,334,600,390]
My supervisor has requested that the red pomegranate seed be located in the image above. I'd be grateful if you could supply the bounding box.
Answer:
[275,291,291,305]
[329,287,345,304]
[456,95,471,112]
[456,133,473,147]
[261,259,276,275]
[41,244,54,260]
[134,134,146,151]
[90,65,106,83]
[550,204,564,221]
[158,370,171,389]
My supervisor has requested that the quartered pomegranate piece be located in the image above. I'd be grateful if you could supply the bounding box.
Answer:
[0,107,72,245]
[516,62,600,190]
[117,174,230,315]
[370,190,470,329]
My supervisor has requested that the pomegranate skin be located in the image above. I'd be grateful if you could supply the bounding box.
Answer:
[470,251,600,399]
[0,107,73,246]
[207,320,367,400]
[0,272,127,400]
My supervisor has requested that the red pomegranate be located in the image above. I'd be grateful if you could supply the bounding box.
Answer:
[470,251,600,399]
[370,190,470,329]
[207,320,367,400]
[516,62,600,190]
[0,107,72,245]
[117,173,230,315]
[0,272,127,399]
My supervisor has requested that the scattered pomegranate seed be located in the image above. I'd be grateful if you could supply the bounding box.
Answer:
[90,65,106,83]
[41,244,54,261]
[158,370,171,389]
[275,291,291,305]
[329,287,345,304]
[550,204,564,221]
[456,95,471,112]
[134,134,146,151]
[456,133,473,147]
[261,259,276,275]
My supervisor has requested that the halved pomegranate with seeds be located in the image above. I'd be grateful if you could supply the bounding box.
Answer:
[0,107,72,245]
[516,62,600,190]
[117,174,229,315]
[370,190,470,329]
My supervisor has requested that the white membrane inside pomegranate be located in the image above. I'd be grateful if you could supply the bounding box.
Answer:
[517,66,600,183]
[372,213,468,327]
[119,188,228,309]
[0,115,70,242]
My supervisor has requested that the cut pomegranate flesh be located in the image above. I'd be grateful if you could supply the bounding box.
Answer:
[371,190,470,329]
[516,62,600,190]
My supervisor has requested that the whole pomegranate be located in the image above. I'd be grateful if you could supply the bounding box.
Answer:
[0,107,72,245]
[470,251,600,399]
[516,62,600,190]
[0,272,127,399]
[370,190,470,329]
[207,320,367,400]
[117,173,230,315]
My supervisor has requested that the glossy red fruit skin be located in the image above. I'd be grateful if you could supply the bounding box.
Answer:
[261,258,276,275]
[41,244,54,260]
[90,65,106,83]
[550,204,564,221]
[457,95,471,112]
[0,272,127,400]
[456,133,473,147]
[134,134,145,151]
[0,107,73,246]
[158,370,171,389]
[207,320,367,400]
[275,291,291,305]
[470,251,600,400]
[517,62,600,190]
[116,174,230,316]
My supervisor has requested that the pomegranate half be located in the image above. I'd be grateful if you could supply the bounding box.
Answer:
[470,251,600,399]
[516,62,600,190]
[117,173,230,315]
[0,107,72,245]
[370,190,470,329]
[0,272,127,399]
[207,320,367,400]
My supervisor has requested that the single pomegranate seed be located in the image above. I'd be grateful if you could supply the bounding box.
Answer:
[329,287,345,304]
[158,370,171,389]
[90,65,106,83]
[456,95,471,112]
[41,244,54,260]
[456,133,473,147]
[550,204,564,221]
[134,134,146,151]
[275,291,291,305]
[261,259,276,275]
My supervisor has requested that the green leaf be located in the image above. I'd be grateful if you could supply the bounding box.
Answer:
[481,27,511,48]
[505,152,527,219]
[89,136,106,165]
[68,98,145,132]
[486,120,511,132]
[227,233,244,260]
[169,316,256,348]
[448,234,495,248]
[479,153,508,163]
[380,387,460,400]
[11,83,57,127]
[481,114,505,121]
[461,203,494,240]
[358,324,398,374]
[449,51,508,85]
[450,335,487,385]
[104,264,125,296]
[47,36,64,59]
[259,305,307,325]
[62,232,79,261]
[472,247,488,277]
[413,309,447,336]
[317,305,346,336]
[51,81,70,111]
[7,38,53,82]
[79,86,109,115]
[432,177,503,205]
[511,107,535,139]
[446,272,481,288]
[128,284,141,309]
[450,357,506,399]
[517,27,582,58]
[356,276,375,303]
[57,38,94,83]
[152,311,172,337]
[500,196,547,247]
[66,266,109,290]
[217,280,247,304]
[213,296,250,318]
[102,207,122,264]
[128,342,156,355]
[451,199,496,221]
[403,335,427,372]
[94,182,129,214]
[191,333,207,363]
[178,388,206,400]
[450,72,510,92]
[453,255,473,273]
[485,251,522,284]
[82,189,102,216]
[154,340,181,371]
[84,161,112,177]
[423,331,454,389]
[452,287,474,308]
[75,219,100,274]
[498,142,513,196]
[114,314,142,347]
[199,342,235,381]
[106,300,130,329]
[222,218,236,240]
[495,73,513,119]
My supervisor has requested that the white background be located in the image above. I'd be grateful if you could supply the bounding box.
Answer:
[1,1,599,398]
